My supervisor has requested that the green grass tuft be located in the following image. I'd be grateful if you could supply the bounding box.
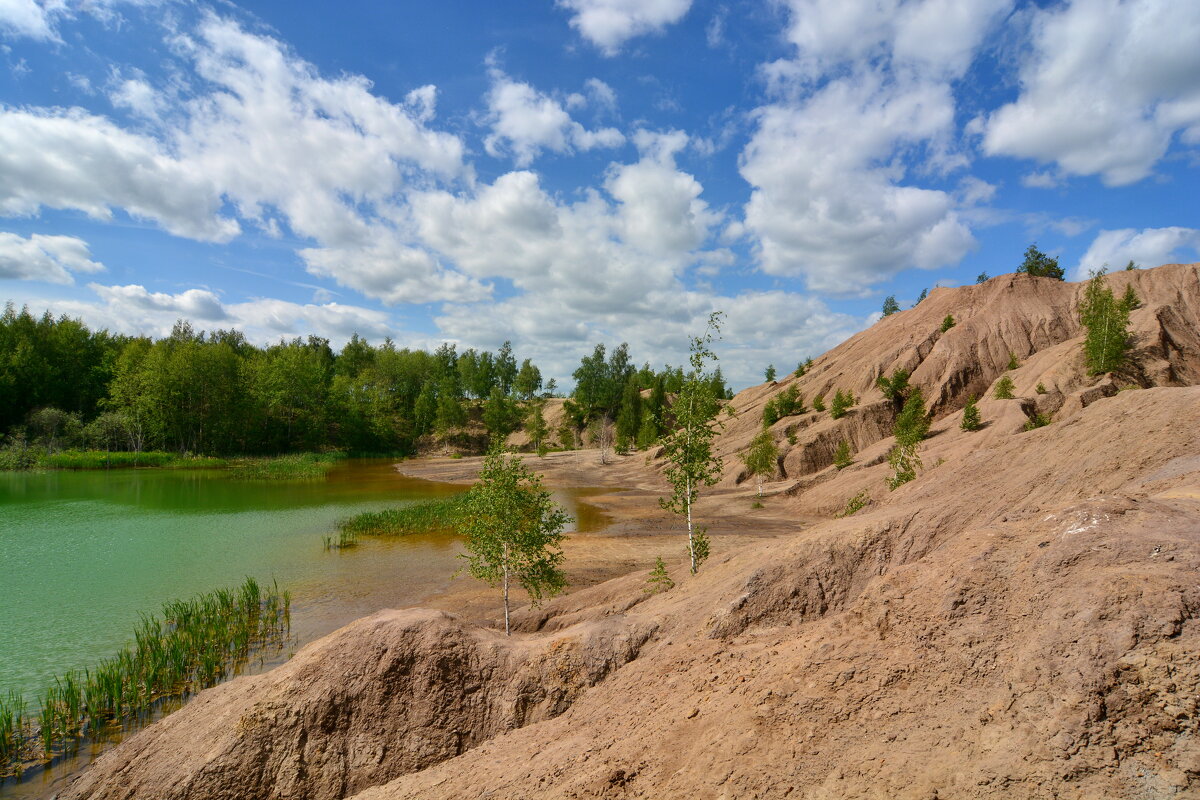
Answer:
[0,578,289,777]
[226,452,344,481]
[336,494,470,543]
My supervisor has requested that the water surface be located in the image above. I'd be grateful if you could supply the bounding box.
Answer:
[0,459,602,701]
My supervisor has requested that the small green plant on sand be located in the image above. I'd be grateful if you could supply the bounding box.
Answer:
[836,490,870,518]
[940,314,956,332]
[1007,352,1020,370]
[960,395,982,432]
[812,394,825,412]
[833,439,853,469]
[886,443,922,490]
[993,375,1016,400]
[1023,412,1051,431]
[644,556,675,594]
[741,429,778,497]
[829,389,854,419]
[1036,382,1047,394]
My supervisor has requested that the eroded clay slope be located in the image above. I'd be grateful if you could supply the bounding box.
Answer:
[718,262,1200,487]
[60,610,656,800]
[347,387,1200,800]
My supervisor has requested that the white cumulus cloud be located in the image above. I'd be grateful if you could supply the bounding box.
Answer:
[1075,227,1200,279]
[741,73,975,294]
[0,107,239,241]
[557,0,692,55]
[985,0,1200,186]
[483,66,624,166]
[0,231,104,284]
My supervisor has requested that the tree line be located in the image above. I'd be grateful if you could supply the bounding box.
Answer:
[1,302,730,459]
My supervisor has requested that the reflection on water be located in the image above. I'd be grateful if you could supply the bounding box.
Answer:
[0,458,609,799]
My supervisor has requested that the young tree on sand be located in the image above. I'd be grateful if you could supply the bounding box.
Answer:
[741,429,777,497]
[1079,269,1133,375]
[960,395,982,431]
[460,446,570,635]
[660,312,725,575]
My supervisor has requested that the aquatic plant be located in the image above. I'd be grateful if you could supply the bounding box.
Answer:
[226,452,344,481]
[336,494,470,541]
[0,577,290,776]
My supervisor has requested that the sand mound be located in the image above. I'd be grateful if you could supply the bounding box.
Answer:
[716,263,1200,489]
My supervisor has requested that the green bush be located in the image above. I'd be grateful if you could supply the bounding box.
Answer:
[829,389,854,419]
[836,490,870,518]
[875,369,910,412]
[762,385,805,426]
[940,314,956,332]
[960,395,982,432]
[1023,413,1051,431]
[833,440,853,470]
[1016,243,1064,280]
[993,376,1016,400]
[893,388,929,446]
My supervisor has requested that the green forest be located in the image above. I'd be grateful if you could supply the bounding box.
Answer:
[0,303,729,465]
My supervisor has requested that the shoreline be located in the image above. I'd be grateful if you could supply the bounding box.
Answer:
[397,448,811,626]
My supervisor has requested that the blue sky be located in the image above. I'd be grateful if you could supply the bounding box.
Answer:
[1,0,1199,388]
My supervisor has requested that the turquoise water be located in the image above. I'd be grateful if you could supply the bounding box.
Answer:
[0,459,596,702]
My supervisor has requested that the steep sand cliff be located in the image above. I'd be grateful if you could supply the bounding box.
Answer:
[62,264,1200,800]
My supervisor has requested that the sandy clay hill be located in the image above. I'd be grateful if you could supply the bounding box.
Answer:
[61,263,1200,799]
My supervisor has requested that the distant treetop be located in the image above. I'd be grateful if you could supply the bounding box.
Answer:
[1017,244,1065,280]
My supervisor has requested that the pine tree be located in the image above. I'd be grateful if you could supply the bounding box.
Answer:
[460,446,570,635]
[829,389,853,419]
[882,295,901,316]
[940,314,956,332]
[1017,243,1064,280]
[812,394,826,412]
[741,429,777,496]
[1120,283,1140,311]
[615,375,643,444]
[913,288,928,307]
[764,364,777,382]
[660,312,725,575]
[833,439,853,469]
[976,272,990,284]
[993,375,1016,399]
[960,395,982,431]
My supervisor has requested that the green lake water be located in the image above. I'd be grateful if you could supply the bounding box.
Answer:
[0,458,601,705]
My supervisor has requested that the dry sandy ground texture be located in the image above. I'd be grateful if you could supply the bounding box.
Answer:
[60,264,1200,800]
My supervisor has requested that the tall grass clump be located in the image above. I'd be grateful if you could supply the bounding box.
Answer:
[37,451,227,470]
[0,577,290,777]
[336,494,470,544]
[227,452,344,481]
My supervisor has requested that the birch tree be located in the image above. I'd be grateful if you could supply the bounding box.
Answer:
[460,446,570,635]
[659,312,725,575]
